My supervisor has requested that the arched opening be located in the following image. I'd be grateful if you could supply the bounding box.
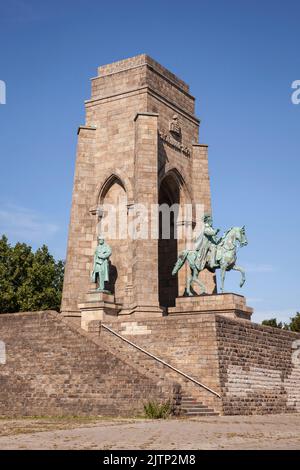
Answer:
[158,173,180,308]
[98,176,128,304]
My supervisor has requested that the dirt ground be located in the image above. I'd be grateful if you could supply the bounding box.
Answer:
[0,414,299,450]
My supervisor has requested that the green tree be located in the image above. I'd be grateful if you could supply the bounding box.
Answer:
[0,235,64,313]
[262,318,283,329]
[288,312,300,332]
[0,235,17,312]
[262,314,300,332]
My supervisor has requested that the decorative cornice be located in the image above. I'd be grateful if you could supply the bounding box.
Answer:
[77,125,97,135]
[85,86,200,126]
[134,112,159,121]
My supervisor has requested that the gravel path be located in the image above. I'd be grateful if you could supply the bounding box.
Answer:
[0,415,300,450]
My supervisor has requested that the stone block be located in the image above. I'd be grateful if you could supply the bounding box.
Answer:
[79,291,122,331]
[168,293,253,320]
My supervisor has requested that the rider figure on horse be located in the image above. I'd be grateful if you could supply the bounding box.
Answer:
[172,213,247,295]
[194,214,220,272]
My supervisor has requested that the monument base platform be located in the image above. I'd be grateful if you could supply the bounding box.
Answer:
[119,303,164,319]
[168,293,253,320]
[78,291,122,331]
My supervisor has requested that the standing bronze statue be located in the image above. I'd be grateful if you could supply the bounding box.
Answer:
[91,237,112,292]
[172,215,248,295]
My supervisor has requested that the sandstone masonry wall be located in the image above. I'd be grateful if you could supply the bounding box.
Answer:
[216,316,300,415]
[104,315,222,412]
[1,310,300,417]
[0,312,172,417]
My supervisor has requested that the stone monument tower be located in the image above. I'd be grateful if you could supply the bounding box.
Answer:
[61,54,251,326]
[3,55,298,420]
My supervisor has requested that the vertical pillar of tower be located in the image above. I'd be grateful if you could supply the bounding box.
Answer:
[61,126,97,322]
[192,144,217,294]
[130,112,163,317]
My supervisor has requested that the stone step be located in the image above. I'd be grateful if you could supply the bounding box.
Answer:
[182,406,212,411]
[184,411,219,416]
[181,404,210,409]
[181,397,204,402]
[181,398,198,402]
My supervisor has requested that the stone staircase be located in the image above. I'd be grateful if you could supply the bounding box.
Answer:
[180,393,219,416]
[97,322,221,416]
[0,311,173,417]
[0,311,221,417]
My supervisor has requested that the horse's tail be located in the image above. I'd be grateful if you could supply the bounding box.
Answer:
[172,250,188,275]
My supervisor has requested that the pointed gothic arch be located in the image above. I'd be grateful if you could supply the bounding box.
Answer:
[96,169,134,206]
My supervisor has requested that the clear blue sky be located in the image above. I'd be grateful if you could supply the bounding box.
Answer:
[0,0,299,323]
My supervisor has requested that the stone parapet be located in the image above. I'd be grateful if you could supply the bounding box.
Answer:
[97,54,190,93]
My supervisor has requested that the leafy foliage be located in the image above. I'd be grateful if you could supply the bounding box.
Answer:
[0,235,64,313]
[143,400,172,419]
[262,313,300,332]
[262,318,284,329]
[289,312,300,332]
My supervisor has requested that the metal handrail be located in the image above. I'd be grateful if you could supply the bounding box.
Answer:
[102,323,221,398]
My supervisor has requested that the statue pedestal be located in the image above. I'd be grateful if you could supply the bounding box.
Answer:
[168,293,253,320]
[78,291,122,331]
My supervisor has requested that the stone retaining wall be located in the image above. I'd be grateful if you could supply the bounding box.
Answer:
[216,316,300,414]
[1,310,299,417]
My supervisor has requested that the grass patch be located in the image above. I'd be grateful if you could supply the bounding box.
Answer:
[143,401,172,419]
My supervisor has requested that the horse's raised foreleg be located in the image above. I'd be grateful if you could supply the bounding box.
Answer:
[232,264,246,288]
